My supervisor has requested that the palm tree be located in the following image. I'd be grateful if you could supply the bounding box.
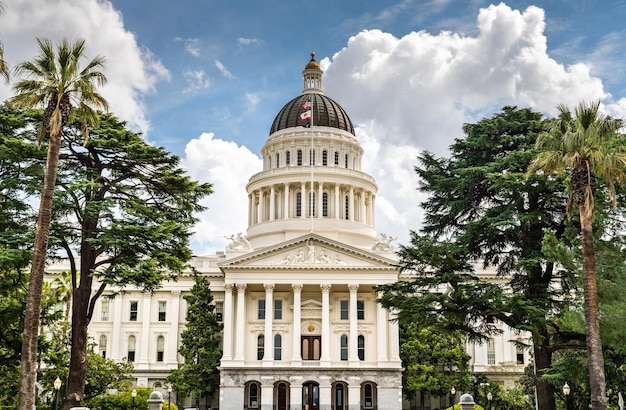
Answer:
[0,2,9,83]
[526,100,626,410]
[11,37,108,410]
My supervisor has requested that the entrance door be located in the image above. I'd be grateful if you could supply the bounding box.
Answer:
[302,382,319,410]
[301,336,321,360]
[277,382,288,410]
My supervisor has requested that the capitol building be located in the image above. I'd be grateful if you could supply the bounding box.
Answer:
[46,54,527,410]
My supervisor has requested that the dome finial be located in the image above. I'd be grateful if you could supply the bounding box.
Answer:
[305,52,320,70]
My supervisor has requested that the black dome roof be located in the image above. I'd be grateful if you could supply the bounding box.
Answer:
[270,93,355,135]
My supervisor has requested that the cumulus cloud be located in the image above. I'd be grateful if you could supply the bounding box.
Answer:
[181,133,262,255]
[0,0,169,137]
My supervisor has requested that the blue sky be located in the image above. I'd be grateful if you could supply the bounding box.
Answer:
[2,0,626,254]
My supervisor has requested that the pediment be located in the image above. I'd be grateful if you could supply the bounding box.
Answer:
[218,233,396,271]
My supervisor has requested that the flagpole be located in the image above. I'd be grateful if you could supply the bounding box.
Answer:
[309,93,314,233]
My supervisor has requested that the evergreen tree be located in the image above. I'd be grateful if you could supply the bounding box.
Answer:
[168,275,223,407]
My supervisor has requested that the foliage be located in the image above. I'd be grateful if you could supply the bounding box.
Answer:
[377,106,576,410]
[168,274,222,403]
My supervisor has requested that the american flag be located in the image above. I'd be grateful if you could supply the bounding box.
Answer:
[302,97,312,109]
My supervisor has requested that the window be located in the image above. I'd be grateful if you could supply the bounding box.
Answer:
[276,153,280,168]
[309,149,315,166]
[257,334,265,360]
[286,151,291,165]
[215,301,223,322]
[128,335,136,362]
[296,191,302,217]
[340,300,348,320]
[274,299,282,320]
[322,150,327,165]
[516,346,524,364]
[158,301,166,322]
[344,154,348,168]
[344,195,349,220]
[129,301,138,321]
[248,382,260,408]
[99,335,107,358]
[297,150,303,166]
[156,335,165,362]
[340,335,348,361]
[357,300,365,320]
[322,192,328,217]
[274,334,282,360]
[362,383,376,409]
[101,300,109,321]
[358,335,365,360]
[258,299,266,320]
[334,151,339,166]
[487,338,496,364]
[309,192,315,217]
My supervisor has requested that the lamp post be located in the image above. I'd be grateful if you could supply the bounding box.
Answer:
[168,385,172,410]
[563,382,570,410]
[53,377,62,410]
[132,388,137,408]
[486,392,492,410]
[450,386,456,408]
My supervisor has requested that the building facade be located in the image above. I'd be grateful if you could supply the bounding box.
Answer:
[46,54,527,410]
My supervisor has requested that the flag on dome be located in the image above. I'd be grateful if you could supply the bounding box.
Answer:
[302,97,312,109]
[300,110,311,121]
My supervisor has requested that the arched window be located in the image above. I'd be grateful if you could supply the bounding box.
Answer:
[99,335,107,358]
[358,335,365,360]
[275,194,280,219]
[309,192,315,217]
[257,334,265,360]
[334,151,339,166]
[344,154,349,168]
[487,338,496,364]
[340,335,348,361]
[127,335,136,362]
[276,153,280,168]
[344,195,349,220]
[274,334,282,360]
[322,150,328,166]
[362,383,376,409]
[247,382,261,408]
[322,192,328,217]
[309,149,315,166]
[286,151,291,165]
[297,150,303,166]
[156,335,165,362]
[296,191,302,217]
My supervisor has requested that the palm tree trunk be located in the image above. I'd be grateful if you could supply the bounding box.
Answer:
[579,204,607,410]
[18,132,62,410]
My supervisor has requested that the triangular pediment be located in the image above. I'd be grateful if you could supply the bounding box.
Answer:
[218,233,396,271]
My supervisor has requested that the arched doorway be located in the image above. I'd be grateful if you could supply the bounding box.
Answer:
[302,382,319,410]
[332,382,348,410]
[275,381,289,410]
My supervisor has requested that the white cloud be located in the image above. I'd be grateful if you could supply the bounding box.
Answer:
[215,60,235,79]
[0,0,169,137]
[183,69,211,94]
[181,133,262,255]
[175,37,201,57]
[238,37,260,46]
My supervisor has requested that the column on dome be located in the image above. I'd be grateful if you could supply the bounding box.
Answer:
[320,284,331,364]
[269,186,275,221]
[360,191,366,223]
[263,283,274,365]
[349,187,355,221]
[168,290,181,364]
[348,284,359,363]
[291,284,303,363]
[234,283,247,361]
[222,284,234,360]
[376,293,388,363]
[284,183,290,219]
[371,194,376,227]
[334,184,340,220]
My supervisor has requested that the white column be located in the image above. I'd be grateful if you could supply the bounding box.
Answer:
[360,191,366,223]
[320,284,331,364]
[248,193,253,226]
[371,194,376,227]
[284,183,290,219]
[168,290,181,365]
[138,293,152,366]
[389,308,401,363]
[292,284,303,363]
[334,184,340,219]
[111,295,123,359]
[234,283,247,361]
[222,284,234,361]
[269,186,275,221]
[376,293,388,363]
[348,284,359,363]
[261,384,274,410]
[263,284,274,365]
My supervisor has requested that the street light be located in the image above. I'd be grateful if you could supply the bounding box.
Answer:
[168,385,172,410]
[487,392,493,410]
[563,382,570,410]
[132,388,137,408]
[450,386,456,408]
[54,377,62,410]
